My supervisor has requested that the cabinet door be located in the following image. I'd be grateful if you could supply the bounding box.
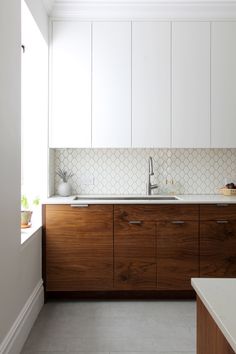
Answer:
[157,221,199,290]
[92,22,131,147]
[211,22,236,148]
[132,22,171,147]
[172,22,210,148]
[114,206,156,289]
[50,22,91,148]
[45,204,113,291]
[200,221,236,278]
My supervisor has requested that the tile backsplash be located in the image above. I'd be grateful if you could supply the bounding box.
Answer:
[53,148,236,195]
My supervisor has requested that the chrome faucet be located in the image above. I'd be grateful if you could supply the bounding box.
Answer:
[147,156,158,195]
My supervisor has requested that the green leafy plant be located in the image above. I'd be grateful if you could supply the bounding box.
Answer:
[33,197,40,206]
[21,195,40,210]
[56,168,74,182]
[21,195,29,210]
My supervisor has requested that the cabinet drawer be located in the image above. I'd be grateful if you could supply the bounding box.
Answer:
[114,204,198,222]
[200,204,236,221]
[45,204,113,225]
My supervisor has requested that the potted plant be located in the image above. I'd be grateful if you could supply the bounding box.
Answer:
[21,195,40,228]
[56,168,74,196]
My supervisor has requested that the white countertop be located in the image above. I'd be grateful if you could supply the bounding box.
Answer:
[191,278,236,352]
[43,194,236,204]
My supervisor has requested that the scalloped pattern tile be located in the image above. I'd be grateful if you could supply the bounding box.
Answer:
[53,149,236,195]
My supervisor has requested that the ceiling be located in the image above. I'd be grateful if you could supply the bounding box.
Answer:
[43,0,236,17]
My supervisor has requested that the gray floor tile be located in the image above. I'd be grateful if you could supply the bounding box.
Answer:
[21,300,196,354]
[22,352,108,354]
[109,352,196,354]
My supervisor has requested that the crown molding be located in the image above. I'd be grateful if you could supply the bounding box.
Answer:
[53,0,236,3]
[49,0,236,18]
[42,0,54,14]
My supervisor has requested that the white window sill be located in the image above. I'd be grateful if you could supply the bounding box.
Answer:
[21,223,42,245]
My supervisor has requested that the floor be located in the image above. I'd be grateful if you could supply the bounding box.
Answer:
[21,300,196,354]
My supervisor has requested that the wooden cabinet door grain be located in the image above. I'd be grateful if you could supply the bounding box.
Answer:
[114,206,156,289]
[200,220,236,278]
[157,221,199,290]
[197,297,235,354]
[45,204,113,291]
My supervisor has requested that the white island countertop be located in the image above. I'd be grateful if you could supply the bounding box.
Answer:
[43,194,236,204]
[192,278,236,353]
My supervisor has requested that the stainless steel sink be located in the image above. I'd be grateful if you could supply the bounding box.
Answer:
[73,196,179,201]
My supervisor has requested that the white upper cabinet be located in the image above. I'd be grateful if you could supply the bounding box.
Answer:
[172,22,210,148]
[132,22,171,148]
[49,19,235,149]
[211,22,236,148]
[92,22,131,148]
[50,21,91,148]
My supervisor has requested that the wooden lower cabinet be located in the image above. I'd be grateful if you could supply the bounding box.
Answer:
[114,219,156,289]
[47,256,113,291]
[197,297,235,354]
[114,258,157,289]
[114,204,199,290]
[44,204,113,291]
[200,221,236,278]
[157,221,199,290]
[44,203,236,293]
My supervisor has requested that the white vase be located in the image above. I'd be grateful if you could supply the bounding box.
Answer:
[58,182,72,197]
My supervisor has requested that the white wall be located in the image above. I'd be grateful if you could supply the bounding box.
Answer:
[0,0,22,343]
[0,0,48,352]
[25,0,49,43]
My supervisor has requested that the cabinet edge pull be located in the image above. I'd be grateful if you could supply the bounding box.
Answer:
[70,204,89,208]
[216,203,229,207]
[216,220,229,224]
[171,221,185,224]
[129,220,142,225]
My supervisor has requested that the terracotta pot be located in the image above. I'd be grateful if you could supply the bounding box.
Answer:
[21,210,32,227]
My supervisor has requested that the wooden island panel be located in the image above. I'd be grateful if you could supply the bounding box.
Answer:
[197,297,235,354]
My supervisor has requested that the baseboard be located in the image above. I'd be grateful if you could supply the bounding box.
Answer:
[0,280,44,354]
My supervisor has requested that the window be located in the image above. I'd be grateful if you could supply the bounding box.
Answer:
[21,0,48,224]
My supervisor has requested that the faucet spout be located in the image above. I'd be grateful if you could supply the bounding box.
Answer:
[149,156,154,176]
[147,156,158,195]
